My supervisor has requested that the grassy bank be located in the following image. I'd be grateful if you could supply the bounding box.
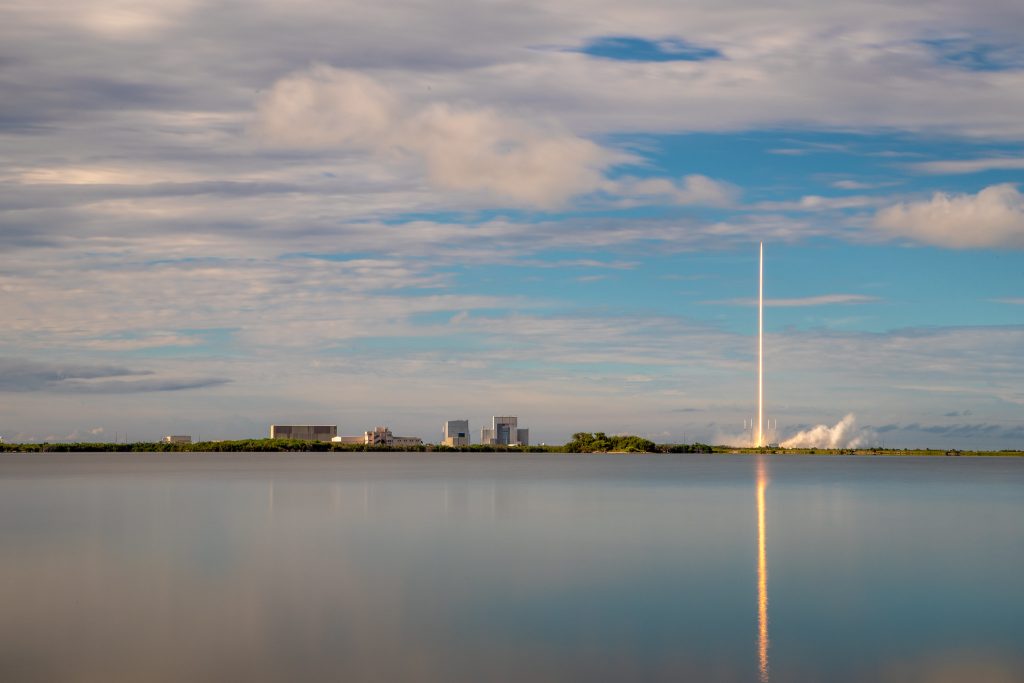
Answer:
[0,439,557,454]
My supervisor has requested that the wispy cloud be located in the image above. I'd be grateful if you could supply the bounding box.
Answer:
[909,158,1024,174]
[707,294,878,307]
[0,358,228,394]
[831,180,893,190]
[606,174,738,208]
[753,195,885,211]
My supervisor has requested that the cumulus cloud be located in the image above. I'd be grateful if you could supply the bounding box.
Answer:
[781,413,874,449]
[256,65,623,208]
[256,68,398,149]
[874,184,1024,248]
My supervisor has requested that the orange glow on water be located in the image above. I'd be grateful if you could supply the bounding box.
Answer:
[757,459,769,682]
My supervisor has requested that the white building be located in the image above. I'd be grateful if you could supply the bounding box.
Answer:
[332,426,423,448]
[443,420,470,447]
[481,416,529,446]
[162,435,192,445]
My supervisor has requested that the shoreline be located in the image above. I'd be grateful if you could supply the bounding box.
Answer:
[1,441,1020,457]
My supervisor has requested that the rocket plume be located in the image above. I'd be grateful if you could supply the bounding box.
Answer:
[756,241,764,447]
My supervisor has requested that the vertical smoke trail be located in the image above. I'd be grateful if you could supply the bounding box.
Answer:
[757,241,764,447]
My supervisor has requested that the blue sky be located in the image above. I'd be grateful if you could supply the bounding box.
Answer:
[0,0,1022,447]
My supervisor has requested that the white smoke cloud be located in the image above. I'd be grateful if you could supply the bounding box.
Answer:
[256,65,622,208]
[781,413,874,449]
[874,183,1024,248]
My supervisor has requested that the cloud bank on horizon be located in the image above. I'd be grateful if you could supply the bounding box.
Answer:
[1,0,1023,447]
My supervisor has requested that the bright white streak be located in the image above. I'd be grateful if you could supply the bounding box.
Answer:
[756,459,769,681]
[757,241,764,447]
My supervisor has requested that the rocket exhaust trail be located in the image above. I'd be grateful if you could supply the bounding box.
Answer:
[757,242,764,448]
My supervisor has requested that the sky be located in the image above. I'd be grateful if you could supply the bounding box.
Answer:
[1,0,1022,448]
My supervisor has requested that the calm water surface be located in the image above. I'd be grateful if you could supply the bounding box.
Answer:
[1,453,1021,682]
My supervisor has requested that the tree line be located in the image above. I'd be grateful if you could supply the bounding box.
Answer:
[0,435,712,454]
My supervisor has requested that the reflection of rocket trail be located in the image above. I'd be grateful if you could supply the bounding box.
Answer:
[757,459,770,682]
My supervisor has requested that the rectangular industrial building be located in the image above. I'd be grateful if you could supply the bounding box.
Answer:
[481,416,529,446]
[269,425,337,441]
[443,419,470,447]
[331,426,423,447]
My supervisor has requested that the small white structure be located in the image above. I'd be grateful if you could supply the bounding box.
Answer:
[163,435,192,445]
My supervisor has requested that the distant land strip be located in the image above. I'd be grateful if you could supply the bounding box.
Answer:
[0,436,1020,457]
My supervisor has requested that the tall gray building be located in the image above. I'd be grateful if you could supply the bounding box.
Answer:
[443,420,470,447]
[481,416,529,446]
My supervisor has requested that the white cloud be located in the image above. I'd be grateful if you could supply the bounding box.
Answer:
[781,414,873,449]
[255,67,398,150]
[874,183,1024,248]
[256,65,623,208]
[831,180,878,190]
[910,157,1024,174]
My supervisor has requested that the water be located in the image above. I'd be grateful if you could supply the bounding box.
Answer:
[1,453,1021,682]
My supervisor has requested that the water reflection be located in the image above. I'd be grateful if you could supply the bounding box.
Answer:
[1,453,1022,682]
[756,458,770,682]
